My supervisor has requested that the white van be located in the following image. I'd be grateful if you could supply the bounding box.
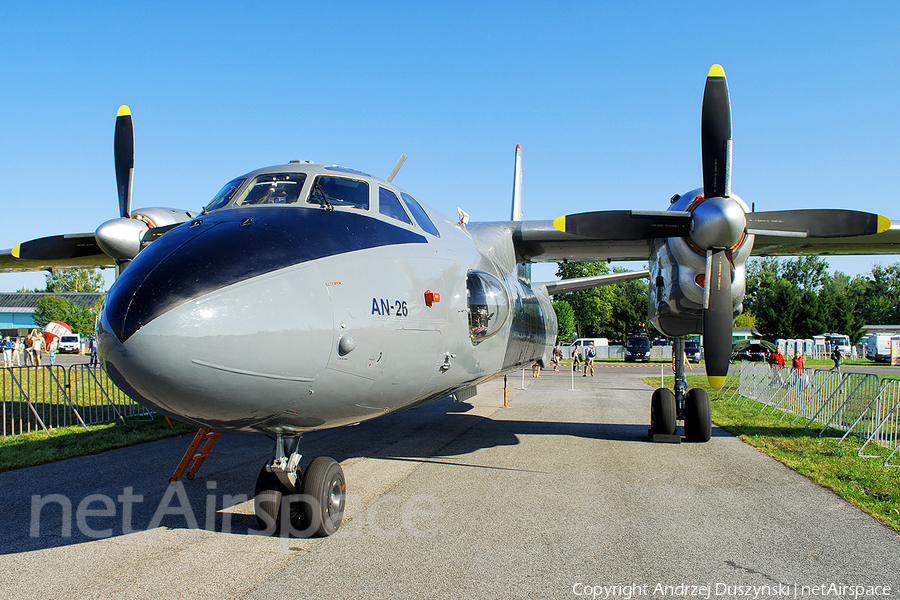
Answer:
[58,334,81,354]
[563,338,608,360]
[865,334,893,362]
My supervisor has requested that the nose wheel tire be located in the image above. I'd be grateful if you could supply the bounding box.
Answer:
[683,388,712,442]
[300,457,346,537]
[254,464,289,533]
[650,387,677,436]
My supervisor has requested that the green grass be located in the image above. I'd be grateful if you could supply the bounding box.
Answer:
[0,417,197,473]
[643,374,900,532]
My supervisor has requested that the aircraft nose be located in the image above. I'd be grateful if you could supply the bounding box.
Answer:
[105,208,328,343]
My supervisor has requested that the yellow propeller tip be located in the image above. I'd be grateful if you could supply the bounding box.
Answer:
[707,64,726,79]
[552,216,567,233]
[877,215,891,234]
[707,375,726,390]
[11,244,20,259]
[117,105,131,117]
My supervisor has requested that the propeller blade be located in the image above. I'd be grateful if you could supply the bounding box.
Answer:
[553,210,692,239]
[746,210,891,238]
[702,249,733,390]
[701,64,732,199]
[10,233,108,262]
[114,105,135,219]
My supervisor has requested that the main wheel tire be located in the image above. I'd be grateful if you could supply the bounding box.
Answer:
[299,457,346,537]
[684,388,712,442]
[650,387,677,436]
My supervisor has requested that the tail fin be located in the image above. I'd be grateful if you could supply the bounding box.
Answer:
[510,144,523,221]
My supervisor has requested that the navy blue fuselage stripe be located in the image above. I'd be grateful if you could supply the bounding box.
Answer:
[105,207,428,342]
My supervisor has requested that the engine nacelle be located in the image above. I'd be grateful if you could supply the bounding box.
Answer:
[649,189,753,337]
[95,207,197,261]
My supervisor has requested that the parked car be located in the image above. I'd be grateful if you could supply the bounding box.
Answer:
[684,340,702,363]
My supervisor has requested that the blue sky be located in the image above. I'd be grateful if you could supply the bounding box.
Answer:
[1,1,898,290]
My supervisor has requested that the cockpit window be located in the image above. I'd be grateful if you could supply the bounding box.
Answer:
[204,177,246,212]
[308,176,369,210]
[400,193,440,237]
[234,173,307,206]
[379,187,412,224]
[467,270,510,342]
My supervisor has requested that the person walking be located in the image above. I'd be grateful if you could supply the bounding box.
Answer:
[830,345,843,375]
[583,342,595,377]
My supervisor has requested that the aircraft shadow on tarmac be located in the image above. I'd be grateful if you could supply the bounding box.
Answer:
[1,396,727,553]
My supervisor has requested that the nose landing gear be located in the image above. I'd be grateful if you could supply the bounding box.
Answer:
[254,434,346,536]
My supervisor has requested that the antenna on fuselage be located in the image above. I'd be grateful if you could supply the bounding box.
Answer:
[386,154,408,183]
[510,144,523,221]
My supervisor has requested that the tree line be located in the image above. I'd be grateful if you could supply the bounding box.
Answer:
[17,270,105,336]
[551,257,900,345]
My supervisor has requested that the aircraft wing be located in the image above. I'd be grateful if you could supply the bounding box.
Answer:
[540,270,650,295]
[0,233,114,273]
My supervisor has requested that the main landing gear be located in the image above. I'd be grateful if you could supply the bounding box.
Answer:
[649,336,712,443]
[254,434,346,536]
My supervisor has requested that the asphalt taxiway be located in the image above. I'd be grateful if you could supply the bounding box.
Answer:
[0,368,897,599]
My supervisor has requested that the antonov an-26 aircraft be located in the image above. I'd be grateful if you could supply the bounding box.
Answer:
[3,65,900,537]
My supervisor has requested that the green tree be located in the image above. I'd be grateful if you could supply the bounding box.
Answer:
[44,269,105,293]
[734,311,756,328]
[31,296,97,335]
[820,272,865,343]
[858,263,900,325]
[552,300,576,343]
[554,261,615,338]
[606,269,650,342]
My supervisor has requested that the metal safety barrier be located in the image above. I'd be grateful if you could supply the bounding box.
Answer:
[2,365,150,438]
[731,361,900,467]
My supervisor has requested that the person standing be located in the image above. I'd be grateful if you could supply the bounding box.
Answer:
[90,337,99,367]
[32,332,43,367]
[2,336,11,367]
[767,346,785,369]
[23,333,34,366]
[13,337,22,366]
[791,350,804,373]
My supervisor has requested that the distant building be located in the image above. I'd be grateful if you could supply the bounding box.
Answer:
[0,293,102,337]
[862,324,900,336]
[732,327,761,343]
